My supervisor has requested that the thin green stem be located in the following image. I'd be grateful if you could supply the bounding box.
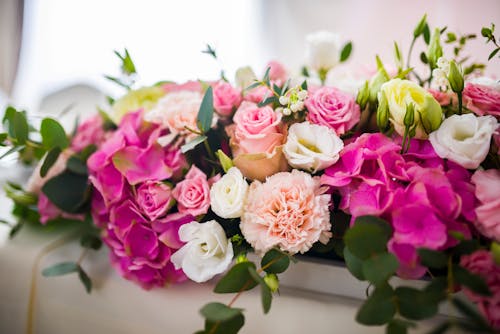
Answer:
[457,91,463,115]
[203,139,215,161]
[406,37,417,69]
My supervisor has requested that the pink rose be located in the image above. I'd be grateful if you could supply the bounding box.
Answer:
[71,114,107,152]
[212,81,242,116]
[305,86,360,135]
[460,250,500,329]
[172,165,210,216]
[136,181,174,221]
[244,85,273,104]
[471,169,500,241]
[463,82,500,117]
[266,60,288,83]
[240,170,331,254]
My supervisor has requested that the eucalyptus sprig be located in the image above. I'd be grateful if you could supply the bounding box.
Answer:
[481,23,500,60]
[104,49,138,90]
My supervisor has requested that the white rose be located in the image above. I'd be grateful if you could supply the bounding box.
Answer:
[171,220,233,283]
[429,114,498,169]
[283,121,344,173]
[305,31,341,72]
[210,167,248,219]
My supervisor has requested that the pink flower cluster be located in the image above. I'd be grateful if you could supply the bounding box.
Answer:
[87,110,194,288]
[460,250,500,329]
[463,82,500,118]
[322,133,475,278]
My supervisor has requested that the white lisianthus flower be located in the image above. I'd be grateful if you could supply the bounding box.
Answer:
[283,121,344,173]
[305,31,341,72]
[171,220,233,283]
[429,114,498,169]
[210,167,249,219]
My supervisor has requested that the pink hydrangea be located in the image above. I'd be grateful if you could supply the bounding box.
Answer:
[240,169,331,254]
[471,169,500,241]
[71,114,107,152]
[212,81,242,116]
[460,250,500,330]
[463,82,500,117]
[305,86,361,135]
[172,165,210,217]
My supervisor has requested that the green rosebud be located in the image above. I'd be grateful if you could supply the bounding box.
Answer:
[419,94,443,134]
[263,273,279,293]
[356,81,370,110]
[427,28,443,69]
[413,14,428,38]
[404,103,415,128]
[447,60,464,93]
[216,149,234,173]
[368,56,390,105]
[492,242,500,265]
[376,91,389,131]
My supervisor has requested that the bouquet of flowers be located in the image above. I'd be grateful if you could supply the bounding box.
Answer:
[1,15,500,334]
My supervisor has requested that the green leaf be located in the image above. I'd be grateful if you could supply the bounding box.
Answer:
[396,287,439,320]
[200,302,243,322]
[78,266,92,293]
[2,106,16,127]
[204,313,245,334]
[42,262,79,277]
[426,322,451,334]
[41,118,69,149]
[196,86,214,133]
[301,80,308,91]
[452,239,480,256]
[488,48,500,60]
[344,215,392,260]
[214,262,259,293]
[248,266,272,314]
[80,234,102,250]
[451,297,492,332]
[340,42,353,62]
[453,265,491,296]
[215,149,233,173]
[0,132,7,144]
[424,277,448,304]
[202,44,217,59]
[257,96,279,107]
[481,27,492,38]
[41,170,90,213]
[260,249,290,274]
[40,147,62,178]
[423,24,431,44]
[180,135,207,153]
[66,156,88,175]
[344,247,365,280]
[414,14,427,38]
[386,320,407,334]
[244,81,262,92]
[417,248,448,269]
[9,221,23,239]
[356,283,396,325]
[362,252,399,286]
[445,32,457,43]
[12,111,29,144]
[262,67,271,86]
[114,49,136,75]
[104,75,131,89]
[420,52,428,64]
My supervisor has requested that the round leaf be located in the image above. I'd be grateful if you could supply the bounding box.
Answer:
[261,249,290,274]
[356,283,396,325]
[214,262,259,293]
[362,252,399,286]
[41,118,69,149]
[42,262,79,277]
[200,302,243,322]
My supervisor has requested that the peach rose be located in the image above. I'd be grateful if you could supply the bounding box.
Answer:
[226,101,288,181]
[172,165,210,217]
[240,169,331,254]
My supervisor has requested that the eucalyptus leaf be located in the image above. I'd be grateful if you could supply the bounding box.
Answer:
[362,252,399,286]
[204,313,245,334]
[396,287,439,320]
[12,111,29,144]
[340,42,353,62]
[80,234,102,250]
[181,135,207,153]
[214,262,259,293]
[248,266,272,314]
[453,265,491,296]
[78,266,92,294]
[261,249,290,274]
[41,118,69,149]
[356,283,396,325]
[40,147,62,178]
[344,216,392,260]
[66,156,88,175]
[42,262,79,277]
[41,170,90,213]
[196,86,214,133]
[417,248,448,269]
[200,302,243,322]
[344,247,365,280]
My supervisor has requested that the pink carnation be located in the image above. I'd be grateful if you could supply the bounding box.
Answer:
[172,165,210,217]
[240,169,331,254]
[471,169,500,241]
[305,86,360,135]
[71,114,107,152]
[212,81,242,116]
[463,82,500,117]
[460,250,500,329]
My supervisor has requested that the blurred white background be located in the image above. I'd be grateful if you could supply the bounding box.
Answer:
[1,0,499,114]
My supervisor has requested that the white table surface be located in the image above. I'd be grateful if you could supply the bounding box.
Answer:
[0,165,457,334]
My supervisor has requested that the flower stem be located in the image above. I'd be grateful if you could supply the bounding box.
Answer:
[406,37,416,69]
[457,91,463,115]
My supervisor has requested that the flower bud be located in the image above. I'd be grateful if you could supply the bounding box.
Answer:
[420,95,443,134]
[264,273,279,293]
[215,149,234,173]
[427,28,443,69]
[447,60,464,93]
[404,103,415,128]
[236,253,249,264]
[368,56,390,105]
[235,66,257,89]
[356,81,370,110]
[413,14,427,38]
[376,92,389,130]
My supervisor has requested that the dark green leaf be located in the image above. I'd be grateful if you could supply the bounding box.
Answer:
[418,248,448,269]
[196,86,214,133]
[426,322,451,334]
[202,44,217,59]
[257,96,279,107]
[453,265,491,296]
[301,80,308,90]
[452,297,492,332]
[414,14,427,38]
[180,135,207,153]
[445,32,457,43]
[481,27,492,38]
[78,266,92,293]
[344,216,392,259]
[244,81,262,91]
[356,283,396,325]
[301,66,310,78]
[12,111,29,144]
[386,320,407,334]
[41,118,69,149]
[80,234,102,250]
[0,132,7,144]
[200,302,243,322]
[247,266,272,314]
[396,287,439,320]
[9,221,23,239]
[0,145,24,160]
[453,239,480,256]
[40,147,62,178]
[204,313,245,334]
[41,170,90,213]
[340,42,353,62]
[420,52,429,64]
[424,277,448,304]
[2,106,16,127]
[362,252,399,286]
[214,262,259,293]
[66,156,88,175]
[261,249,290,274]
[344,247,366,280]
[423,24,431,44]
[262,67,271,86]
[42,262,79,277]
[488,48,500,60]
